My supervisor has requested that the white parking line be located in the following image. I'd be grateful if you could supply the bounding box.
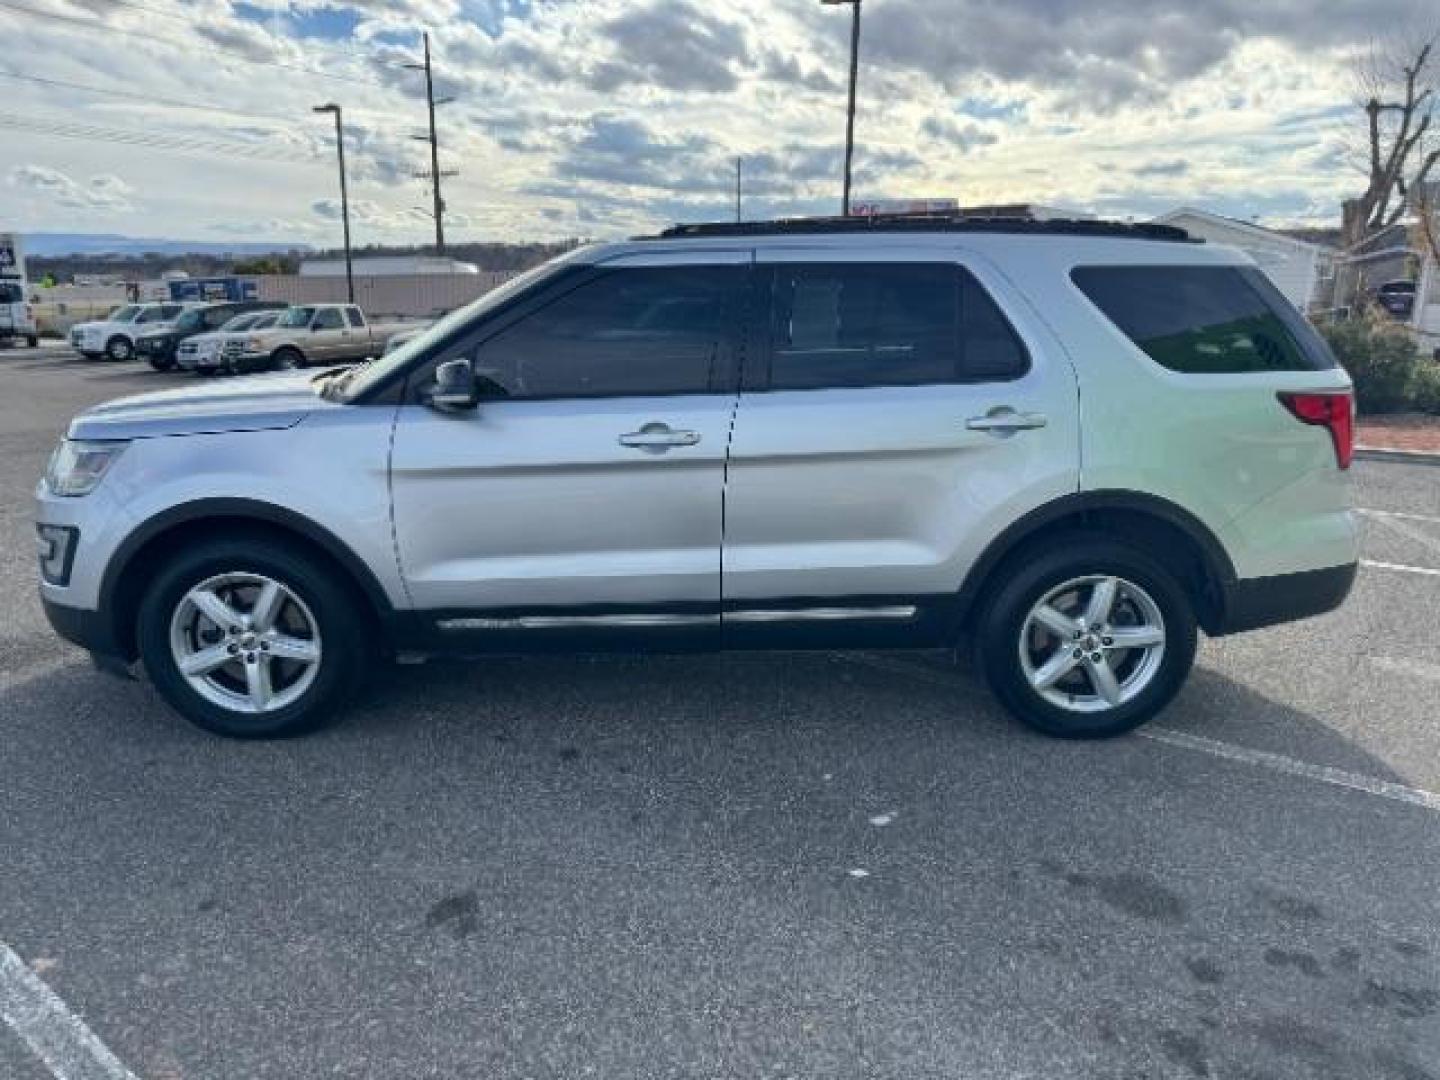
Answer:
[1139,729,1440,812]
[839,655,1440,813]
[1361,559,1440,577]
[0,941,139,1080]
[1357,507,1440,526]
[1369,655,1440,684]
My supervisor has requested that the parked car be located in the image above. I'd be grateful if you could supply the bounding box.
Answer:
[383,308,451,356]
[1372,279,1417,320]
[136,300,287,371]
[176,310,285,373]
[37,217,1358,739]
[68,303,190,361]
[231,304,416,373]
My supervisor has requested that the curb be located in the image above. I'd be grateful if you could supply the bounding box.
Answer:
[1355,446,1440,466]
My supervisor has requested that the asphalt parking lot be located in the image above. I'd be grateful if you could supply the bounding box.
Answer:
[1,343,1437,1080]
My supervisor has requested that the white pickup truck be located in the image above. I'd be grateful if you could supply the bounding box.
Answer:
[233,304,416,373]
[69,302,191,361]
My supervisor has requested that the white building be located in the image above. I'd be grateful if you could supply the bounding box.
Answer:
[1153,208,1335,310]
[300,255,480,277]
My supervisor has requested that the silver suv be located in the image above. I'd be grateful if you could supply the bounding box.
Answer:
[36,217,1359,739]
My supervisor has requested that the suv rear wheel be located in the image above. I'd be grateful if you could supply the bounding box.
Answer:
[976,536,1197,738]
[136,536,369,737]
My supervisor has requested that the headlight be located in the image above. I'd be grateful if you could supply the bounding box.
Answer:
[44,439,127,497]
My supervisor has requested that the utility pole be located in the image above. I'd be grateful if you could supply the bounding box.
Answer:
[735,157,742,223]
[821,0,863,216]
[312,103,354,304]
[406,31,457,254]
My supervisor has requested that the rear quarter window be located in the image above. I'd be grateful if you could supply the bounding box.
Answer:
[1071,265,1337,373]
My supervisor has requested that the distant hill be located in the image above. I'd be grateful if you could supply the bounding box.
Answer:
[22,233,311,257]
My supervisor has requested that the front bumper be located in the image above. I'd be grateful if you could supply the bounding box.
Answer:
[137,338,177,360]
[1213,562,1357,636]
[42,596,132,667]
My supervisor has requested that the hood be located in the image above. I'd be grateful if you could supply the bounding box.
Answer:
[68,371,337,441]
[136,322,179,339]
[72,319,127,334]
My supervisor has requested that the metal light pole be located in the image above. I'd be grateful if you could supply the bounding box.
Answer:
[735,157,743,222]
[312,103,354,303]
[821,0,862,216]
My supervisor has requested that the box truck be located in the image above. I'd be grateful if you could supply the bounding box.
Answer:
[0,233,38,347]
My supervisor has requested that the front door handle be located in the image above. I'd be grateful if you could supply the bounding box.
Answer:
[619,422,702,453]
[965,408,1048,435]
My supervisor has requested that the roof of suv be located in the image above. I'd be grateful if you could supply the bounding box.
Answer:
[569,214,1259,271]
[643,215,1198,243]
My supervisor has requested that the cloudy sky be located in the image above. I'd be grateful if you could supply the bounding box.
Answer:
[0,0,1431,247]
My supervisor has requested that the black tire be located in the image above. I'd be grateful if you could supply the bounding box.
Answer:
[148,354,175,372]
[272,347,305,372]
[975,535,1197,738]
[136,535,371,738]
[104,335,133,362]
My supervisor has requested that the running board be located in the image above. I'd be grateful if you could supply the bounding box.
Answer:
[435,605,919,632]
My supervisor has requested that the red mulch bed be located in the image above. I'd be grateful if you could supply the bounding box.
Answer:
[1356,412,1440,455]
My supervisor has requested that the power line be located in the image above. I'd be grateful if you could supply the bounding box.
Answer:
[83,0,415,71]
[0,0,393,87]
[0,110,324,165]
[0,68,303,122]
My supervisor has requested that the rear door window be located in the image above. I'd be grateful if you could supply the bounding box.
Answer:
[313,309,345,330]
[1072,265,1337,373]
[765,263,1029,390]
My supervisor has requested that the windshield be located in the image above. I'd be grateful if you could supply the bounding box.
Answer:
[278,307,316,328]
[175,310,206,332]
[0,283,22,304]
[219,313,260,332]
[337,255,582,401]
[108,305,140,323]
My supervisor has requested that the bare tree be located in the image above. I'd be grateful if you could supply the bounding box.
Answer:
[1342,33,1440,248]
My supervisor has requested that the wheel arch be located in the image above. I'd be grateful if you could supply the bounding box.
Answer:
[101,498,398,660]
[956,491,1237,636]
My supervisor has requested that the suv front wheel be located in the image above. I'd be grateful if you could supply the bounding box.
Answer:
[136,536,369,737]
[976,536,1197,738]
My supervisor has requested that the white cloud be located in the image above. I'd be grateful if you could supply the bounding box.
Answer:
[9,165,134,210]
[0,0,1426,242]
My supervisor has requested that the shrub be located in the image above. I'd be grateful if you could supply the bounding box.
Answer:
[1412,360,1440,415]
[1319,319,1428,414]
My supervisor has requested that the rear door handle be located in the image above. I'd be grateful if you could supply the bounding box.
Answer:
[965,408,1048,435]
[619,423,702,452]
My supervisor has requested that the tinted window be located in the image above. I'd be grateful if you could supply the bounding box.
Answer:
[345,307,365,328]
[0,283,23,304]
[202,307,235,328]
[313,308,344,330]
[768,264,1027,390]
[471,266,740,398]
[1072,265,1338,373]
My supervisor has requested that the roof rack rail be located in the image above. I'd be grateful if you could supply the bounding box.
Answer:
[646,214,1197,243]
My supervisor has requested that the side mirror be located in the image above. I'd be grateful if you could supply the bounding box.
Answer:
[427,357,480,412]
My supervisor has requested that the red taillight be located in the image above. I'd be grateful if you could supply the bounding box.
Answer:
[1278,391,1354,470]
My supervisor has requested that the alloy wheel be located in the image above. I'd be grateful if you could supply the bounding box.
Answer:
[169,572,322,714]
[1018,574,1167,714]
